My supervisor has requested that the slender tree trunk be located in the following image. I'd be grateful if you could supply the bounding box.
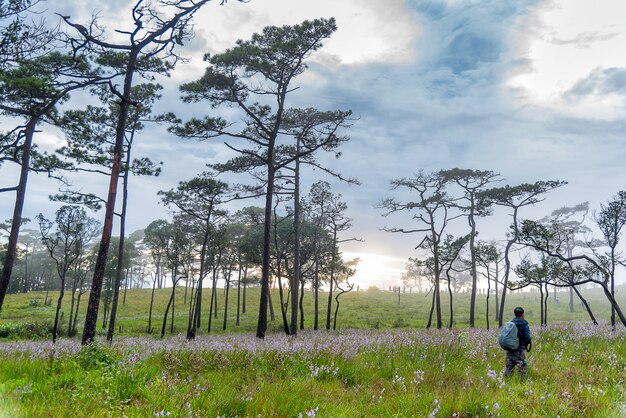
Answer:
[299,279,305,330]
[313,263,319,330]
[468,209,477,327]
[243,281,247,314]
[236,265,242,326]
[572,285,597,325]
[52,276,67,343]
[333,292,341,330]
[213,268,218,320]
[257,163,276,339]
[494,261,500,322]
[82,53,137,345]
[170,281,176,334]
[326,230,338,331]
[0,119,37,311]
[485,268,491,330]
[291,152,301,335]
[499,242,512,328]
[426,286,435,329]
[447,273,453,329]
[123,268,129,305]
[160,289,175,338]
[107,153,131,342]
[222,269,231,331]
[268,287,275,322]
[184,275,189,305]
[610,249,616,327]
[208,268,218,333]
[600,282,626,327]
[72,291,85,337]
[68,279,78,337]
[147,276,156,334]
[102,278,112,330]
[188,223,211,340]
[277,273,290,334]
[539,284,545,326]
[326,277,334,330]
[543,283,549,325]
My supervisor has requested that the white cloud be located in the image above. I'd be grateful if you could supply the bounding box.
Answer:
[188,0,420,66]
[507,0,626,111]
[3,0,626,288]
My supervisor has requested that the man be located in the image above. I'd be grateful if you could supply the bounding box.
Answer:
[504,306,532,378]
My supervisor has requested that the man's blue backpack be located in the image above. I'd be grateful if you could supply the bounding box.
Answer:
[498,321,519,350]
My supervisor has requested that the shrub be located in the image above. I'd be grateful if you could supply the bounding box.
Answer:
[0,321,53,339]
[392,317,406,328]
[28,299,41,308]
[79,342,116,369]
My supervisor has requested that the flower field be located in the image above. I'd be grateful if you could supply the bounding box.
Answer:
[0,323,624,417]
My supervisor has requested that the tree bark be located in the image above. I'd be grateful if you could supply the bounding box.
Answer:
[82,52,137,345]
[256,163,276,338]
[107,148,131,342]
[572,285,597,325]
[0,119,37,311]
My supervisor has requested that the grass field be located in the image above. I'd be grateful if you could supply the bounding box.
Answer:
[0,286,625,417]
[1,284,624,338]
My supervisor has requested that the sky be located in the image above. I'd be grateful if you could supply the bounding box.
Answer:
[2,0,626,288]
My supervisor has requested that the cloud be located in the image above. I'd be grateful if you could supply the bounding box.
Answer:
[4,0,626,288]
[566,67,626,97]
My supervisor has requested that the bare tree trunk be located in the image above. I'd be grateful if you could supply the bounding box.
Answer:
[0,119,36,311]
[277,273,290,334]
[268,287,275,322]
[572,285,597,325]
[72,290,85,337]
[82,54,136,345]
[543,283,549,326]
[468,211,477,327]
[539,284,545,327]
[52,277,66,343]
[257,164,276,339]
[485,269,491,330]
[447,273,453,329]
[147,275,157,334]
[426,287,435,329]
[326,276,334,330]
[243,282,247,314]
[222,267,232,331]
[498,238,515,327]
[494,261,500,322]
[170,282,176,334]
[68,276,78,337]
[600,282,626,327]
[208,268,218,333]
[123,268,129,305]
[291,152,301,335]
[299,279,305,330]
[313,263,319,330]
[236,265,242,326]
[161,288,175,338]
[107,155,131,343]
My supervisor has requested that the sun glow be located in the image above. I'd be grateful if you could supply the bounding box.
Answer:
[342,251,406,290]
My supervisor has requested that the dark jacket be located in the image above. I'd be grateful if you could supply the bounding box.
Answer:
[511,317,532,349]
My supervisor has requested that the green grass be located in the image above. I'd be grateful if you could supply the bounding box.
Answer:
[0,286,624,416]
[1,284,624,339]
[0,325,624,417]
